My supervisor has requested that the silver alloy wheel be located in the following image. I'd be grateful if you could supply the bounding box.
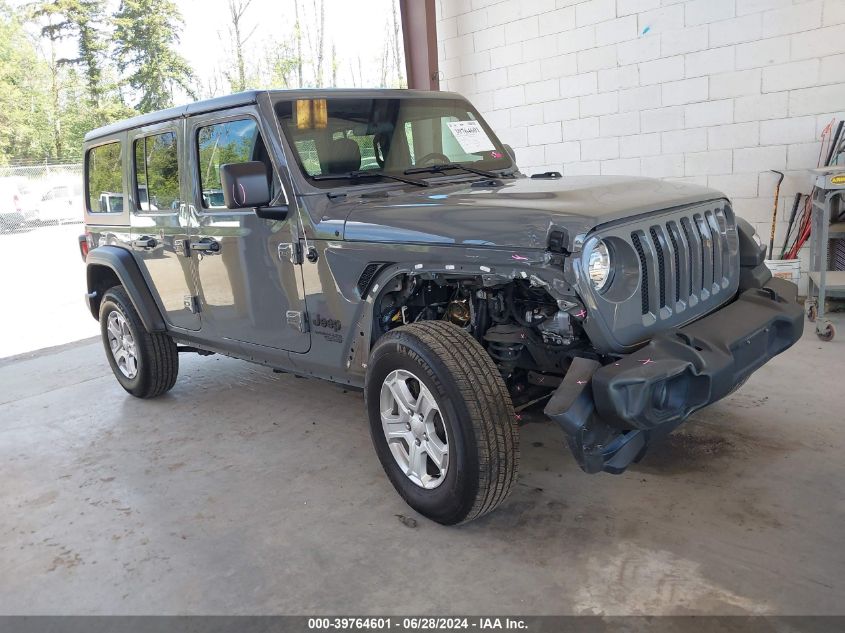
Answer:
[379,369,449,489]
[106,310,138,379]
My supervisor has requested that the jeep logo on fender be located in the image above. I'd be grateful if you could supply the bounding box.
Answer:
[312,314,342,332]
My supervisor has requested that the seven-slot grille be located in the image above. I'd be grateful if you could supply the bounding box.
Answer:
[631,206,735,317]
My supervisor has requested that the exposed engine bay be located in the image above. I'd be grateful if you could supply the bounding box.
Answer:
[374,274,602,408]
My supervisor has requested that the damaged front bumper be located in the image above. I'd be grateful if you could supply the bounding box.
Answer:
[545,276,803,474]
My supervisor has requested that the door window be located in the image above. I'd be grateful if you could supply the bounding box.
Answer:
[86,141,123,213]
[197,118,263,209]
[134,131,180,212]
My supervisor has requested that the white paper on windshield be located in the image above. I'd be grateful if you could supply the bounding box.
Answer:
[447,120,495,154]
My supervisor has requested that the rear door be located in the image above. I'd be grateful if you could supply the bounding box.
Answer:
[128,121,201,331]
[186,108,310,353]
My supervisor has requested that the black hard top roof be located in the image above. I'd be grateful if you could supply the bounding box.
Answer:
[83,88,463,142]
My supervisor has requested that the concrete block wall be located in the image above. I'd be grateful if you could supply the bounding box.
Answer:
[436,0,845,291]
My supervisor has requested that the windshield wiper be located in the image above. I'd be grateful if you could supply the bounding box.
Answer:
[404,162,504,179]
[311,170,429,187]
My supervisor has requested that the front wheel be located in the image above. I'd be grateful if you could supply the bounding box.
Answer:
[365,321,519,525]
[99,285,179,398]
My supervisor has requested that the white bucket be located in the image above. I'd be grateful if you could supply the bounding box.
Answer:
[765,258,801,283]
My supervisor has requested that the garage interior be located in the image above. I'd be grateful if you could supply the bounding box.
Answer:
[2,0,844,618]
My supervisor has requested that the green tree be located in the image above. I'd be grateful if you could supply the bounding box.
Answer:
[34,0,107,111]
[112,0,195,113]
[29,5,66,158]
[225,0,257,93]
[265,39,301,88]
[26,0,132,160]
[307,0,325,86]
[58,67,132,160]
[0,4,53,164]
[293,0,303,86]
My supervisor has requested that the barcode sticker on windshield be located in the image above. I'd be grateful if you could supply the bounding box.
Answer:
[447,120,495,154]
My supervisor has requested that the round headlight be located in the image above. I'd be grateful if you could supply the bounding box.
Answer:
[588,240,612,292]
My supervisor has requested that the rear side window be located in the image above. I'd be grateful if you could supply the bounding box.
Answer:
[134,131,180,212]
[87,142,123,213]
[197,119,259,209]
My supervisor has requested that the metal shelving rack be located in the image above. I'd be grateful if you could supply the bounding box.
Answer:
[806,166,845,342]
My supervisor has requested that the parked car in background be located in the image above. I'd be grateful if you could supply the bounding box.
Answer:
[0,177,39,231]
[0,181,24,233]
[98,192,124,213]
[201,189,224,207]
[37,180,84,224]
[137,184,160,211]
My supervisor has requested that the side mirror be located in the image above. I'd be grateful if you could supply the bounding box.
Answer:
[220,161,271,209]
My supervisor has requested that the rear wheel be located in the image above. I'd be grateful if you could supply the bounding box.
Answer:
[365,321,519,525]
[99,285,179,398]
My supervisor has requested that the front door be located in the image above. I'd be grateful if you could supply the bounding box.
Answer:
[186,110,310,353]
[129,122,200,331]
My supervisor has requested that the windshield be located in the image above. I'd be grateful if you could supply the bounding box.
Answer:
[275,96,512,187]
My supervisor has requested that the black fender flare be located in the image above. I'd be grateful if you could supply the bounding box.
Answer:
[85,246,167,332]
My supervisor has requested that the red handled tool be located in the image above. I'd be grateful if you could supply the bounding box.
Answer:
[768,170,784,260]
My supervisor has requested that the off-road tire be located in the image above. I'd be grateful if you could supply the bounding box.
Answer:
[365,321,519,525]
[99,285,178,398]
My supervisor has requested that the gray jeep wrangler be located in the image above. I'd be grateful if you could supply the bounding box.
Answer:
[80,89,803,525]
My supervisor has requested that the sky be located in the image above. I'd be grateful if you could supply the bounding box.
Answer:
[179,0,405,94]
[179,0,404,92]
[19,0,405,100]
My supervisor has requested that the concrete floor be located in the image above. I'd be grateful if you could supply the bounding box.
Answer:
[1,317,843,615]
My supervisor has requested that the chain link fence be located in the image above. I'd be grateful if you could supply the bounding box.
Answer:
[0,163,84,234]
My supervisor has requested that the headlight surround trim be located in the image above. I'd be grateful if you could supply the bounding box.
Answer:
[586,238,613,293]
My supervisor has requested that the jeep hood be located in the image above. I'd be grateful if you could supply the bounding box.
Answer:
[342,176,725,251]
